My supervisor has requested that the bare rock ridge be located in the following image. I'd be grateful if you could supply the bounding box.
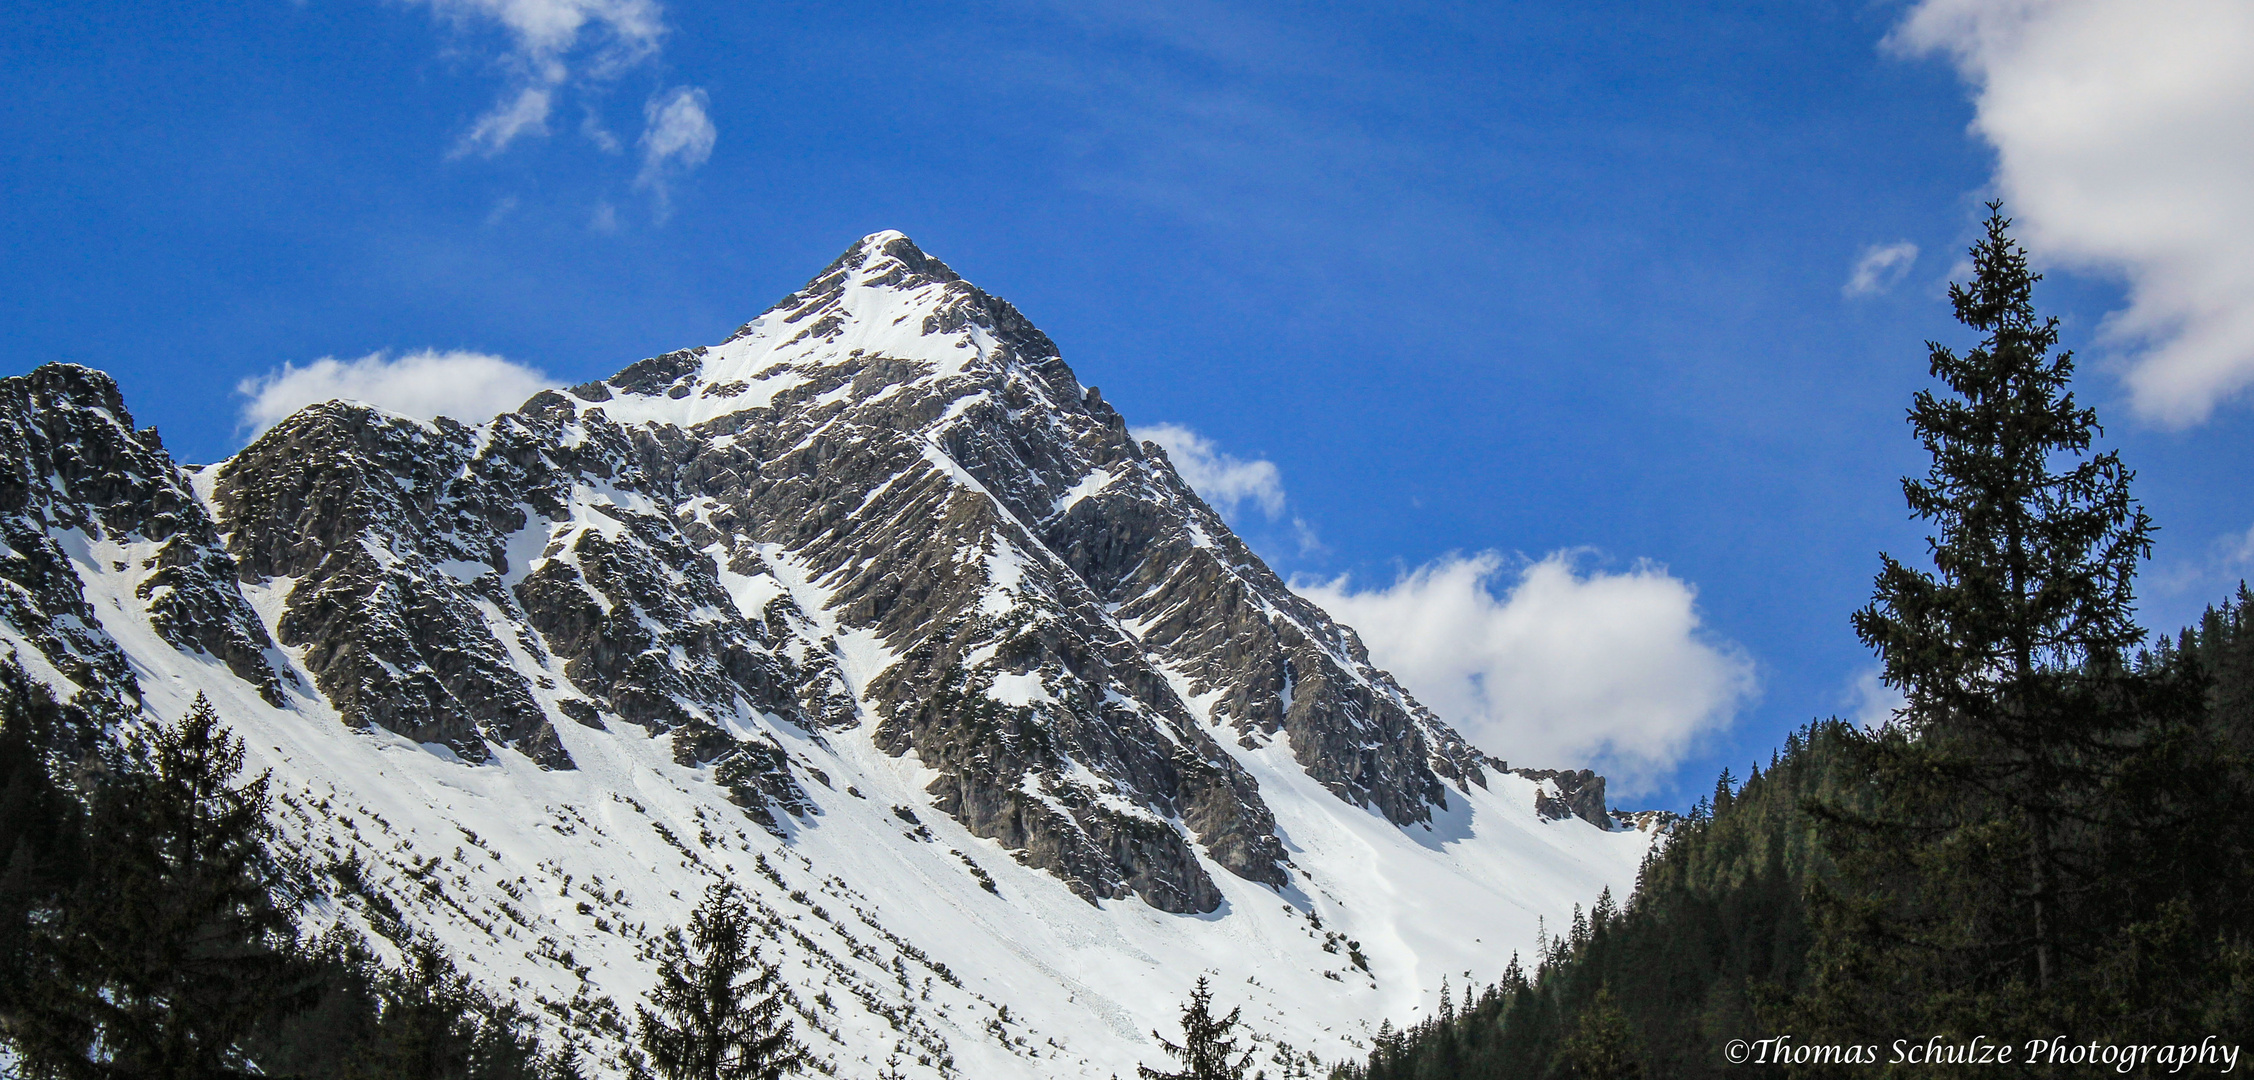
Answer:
[0,364,285,716]
[0,231,1631,916]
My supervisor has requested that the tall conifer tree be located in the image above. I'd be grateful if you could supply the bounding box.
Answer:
[636,883,805,1080]
[1795,204,2189,1048]
[36,694,304,1077]
[1848,203,2152,994]
[1137,978,1251,1080]
[0,664,93,1067]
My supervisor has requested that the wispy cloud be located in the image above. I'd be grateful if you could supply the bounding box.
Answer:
[1136,422,1287,521]
[1296,551,1757,796]
[1894,0,2254,425]
[456,85,556,157]
[635,86,717,217]
[235,350,555,437]
[419,0,664,156]
[1844,241,1919,297]
[2149,520,2254,612]
[1844,667,1906,730]
[410,0,717,210]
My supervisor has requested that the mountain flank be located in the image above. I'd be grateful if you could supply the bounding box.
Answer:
[0,232,1660,1078]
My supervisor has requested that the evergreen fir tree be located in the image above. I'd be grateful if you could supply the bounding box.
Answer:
[1,678,562,1079]
[1558,989,1640,1080]
[0,664,93,1069]
[1848,202,2152,991]
[365,933,551,1080]
[40,694,305,1077]
[636,883,806,1080]
[1138,978,1251,1080]
[1809,203,2234,1041]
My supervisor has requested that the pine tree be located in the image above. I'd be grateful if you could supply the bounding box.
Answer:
[2,680,562,1079]
[1558,989,1641,1080]
[30,694,306,1077]
[636,883,806,1080]
[1138,977,1251,1080]
[1796,204,2210,1050]
[1847,203,2153,992]
[0,664,93,1067]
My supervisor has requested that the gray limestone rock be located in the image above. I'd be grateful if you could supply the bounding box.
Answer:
[1513,768,1612,828]
[0,232,1630,919]
[0,365,283,711]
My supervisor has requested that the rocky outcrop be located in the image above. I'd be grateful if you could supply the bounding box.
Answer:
[527,231,1512,910]
[212,392,814,772]
[216,405,572,767]
[1612,808,1680,834]
[607,235,1293,911]
[0,232,1632,918]
[0,365,282,712]
[671,718,817,836]
[1513,768,1612,827]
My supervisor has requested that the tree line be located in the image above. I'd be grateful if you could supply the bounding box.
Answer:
[0,667,809,1080]
[9,204,2247,1080]
[0,653,1270,1080]
[1332,207,2254,1079]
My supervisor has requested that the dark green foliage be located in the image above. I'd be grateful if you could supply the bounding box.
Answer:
[1337,208,2254,1076]
[635,883,806,1080]
[14,693,301,1077]
[1799,206,2251,1051]
[0,664,92,1066]
[1139,977,1252,1080]
[1334,722,1860,1080]
[243,930,554,1080]
[0,679,560,1079]
[1840,199,2154,998]
[1559,990,1640,1080]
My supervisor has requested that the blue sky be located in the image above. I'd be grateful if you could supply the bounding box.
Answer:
[6,0,2251,809]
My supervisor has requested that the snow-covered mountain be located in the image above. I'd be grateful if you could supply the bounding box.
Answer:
[0,233,1664,1078]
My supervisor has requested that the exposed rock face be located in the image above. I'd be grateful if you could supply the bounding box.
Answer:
[211,394,813,776]
[0,365,283,713]
[1613,808,1682,834]
[1512,767,1611,827]
[597,234,1294,910]
[508,231,1505,910]
[215,404,572,767]
[0,232,1630,917]
[671,717,818,836]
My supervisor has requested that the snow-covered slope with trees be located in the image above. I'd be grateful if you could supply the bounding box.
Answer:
[0,233,1663,1078]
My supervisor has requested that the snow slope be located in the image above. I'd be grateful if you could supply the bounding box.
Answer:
[0,234,1664,1078]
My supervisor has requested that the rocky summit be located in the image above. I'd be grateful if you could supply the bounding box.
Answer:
[0,232,1665,1078]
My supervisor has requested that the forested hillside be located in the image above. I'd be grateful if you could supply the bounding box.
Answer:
[1342,586,2254,1080]
[1339,210,2254,1080]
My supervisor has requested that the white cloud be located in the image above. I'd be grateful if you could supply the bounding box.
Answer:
[2222,526,2254,567]
[634,86,717,215]
[1137,423,1287,520]
[411,0,673,157]
[1844,241,1920,296]
[456,85,554,157]
[1894,0,2254,425]
[581,102,623,154]
[1296,551,1756,796]
[235,350,556,436]
[2149,520,2254,603]
[1845,667,1907,730]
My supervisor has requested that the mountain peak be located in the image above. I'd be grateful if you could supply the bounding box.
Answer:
[577,231,1065,426]
[0,231,1662,1078]
[828,229,962,288]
